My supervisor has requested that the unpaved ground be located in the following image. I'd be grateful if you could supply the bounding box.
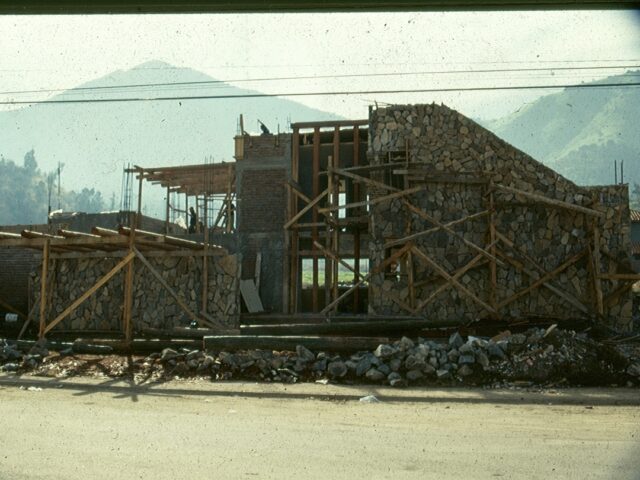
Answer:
[0,374,639,480]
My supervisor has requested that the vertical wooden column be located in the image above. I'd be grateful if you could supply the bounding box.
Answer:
[325,155,333,309]
[123,174,140,344]
[202,194,209,315]
[38,239,50,339]
[332,127,340,306]
[136,172,143,229]
[403,162,415,310]
[352,125,360,313]
[312,127,320,313]
[165,186,170,234]
[185,194,189,233]
[226,164,233,233]
[289,128,300,313]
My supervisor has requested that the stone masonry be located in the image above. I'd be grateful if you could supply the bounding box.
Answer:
[32,253,240,332]
[367,103,632,331]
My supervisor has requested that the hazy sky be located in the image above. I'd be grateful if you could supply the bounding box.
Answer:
[1,10,640,120]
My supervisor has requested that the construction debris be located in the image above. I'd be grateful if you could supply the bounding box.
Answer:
[2,328,639,387]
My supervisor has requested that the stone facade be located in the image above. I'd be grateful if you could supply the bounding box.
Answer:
[32,253,240,331]
[367,103,632,331]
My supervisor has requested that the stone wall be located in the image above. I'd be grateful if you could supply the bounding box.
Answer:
[367,103,632,331]
[31,253,240,332]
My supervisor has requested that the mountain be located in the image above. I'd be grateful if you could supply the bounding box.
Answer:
[0,60,344,217]
[482,71,640,188]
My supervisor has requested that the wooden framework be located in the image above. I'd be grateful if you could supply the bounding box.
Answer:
[0,227,230,342]
[285,121,369,314]
[284,135,638,320]
[127,162,237,235]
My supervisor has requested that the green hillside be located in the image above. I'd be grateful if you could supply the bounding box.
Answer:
[484,71,640,188]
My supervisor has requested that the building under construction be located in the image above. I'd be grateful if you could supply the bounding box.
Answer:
[0,103,637,345]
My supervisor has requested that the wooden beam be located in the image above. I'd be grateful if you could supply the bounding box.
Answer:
[385,210,489,249]
[319,185,425,214]
[312,240,365,282]
[283,188,329,230]
[0,297,27,320]
[38,239,49,339]
[494,246,590,315]
[599,273,640,280]
[413,251,489,314]
[402,199,502,266]
[497,249,587,310]
[132,248,225,330]
[320,243,413,314]
[494,184,605,218]
[411,245,497,315]
[328,165,398,193]
[43,251,135,336]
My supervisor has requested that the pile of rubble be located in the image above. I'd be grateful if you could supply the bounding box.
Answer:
[2,327,639,387]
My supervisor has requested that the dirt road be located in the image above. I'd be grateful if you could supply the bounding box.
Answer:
[0,374,638,480]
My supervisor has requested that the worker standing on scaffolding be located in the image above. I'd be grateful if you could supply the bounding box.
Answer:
[188,206,197,233]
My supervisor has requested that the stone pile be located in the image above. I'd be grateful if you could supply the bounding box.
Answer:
[31,254,239,331]
[367,103,632,331]
[2,329,639,386]
[146,327,639,386]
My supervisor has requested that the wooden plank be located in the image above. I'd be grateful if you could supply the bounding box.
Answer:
[0,297,27,319]
[240,279,264,313]
[494,184,605,218]
[283,188,329,230]
[38,240,49,339]
[329,165,398,193]
[352,124,361,313]
[402,199,502,266]
[319,185,425,214]
[204,335,388,352]
[312,240,365,282]
[312,127,320,313]
[414,251,489,314]
[494,247,590,315]
[43,251,134,336]
[497,249,588,310]
[133,248,223,329]
[321,243,413,314]
[385,210,489,249]
[240,317,468,336]
[411,245,497,315]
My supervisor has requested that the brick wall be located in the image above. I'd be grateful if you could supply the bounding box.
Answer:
[239,169,286,234]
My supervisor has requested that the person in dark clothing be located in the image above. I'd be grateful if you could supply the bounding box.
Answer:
[188,206,197,233]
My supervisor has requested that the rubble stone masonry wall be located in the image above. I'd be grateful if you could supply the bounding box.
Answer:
[368,103,632,331]
[31,254,240,331]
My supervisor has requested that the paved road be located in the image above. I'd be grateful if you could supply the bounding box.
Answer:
[0,375,639,480]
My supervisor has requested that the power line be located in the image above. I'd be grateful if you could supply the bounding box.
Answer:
[2,81,639,106]
[2,64,639,96]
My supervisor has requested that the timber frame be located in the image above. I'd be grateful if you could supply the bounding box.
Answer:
[0,227,230,342]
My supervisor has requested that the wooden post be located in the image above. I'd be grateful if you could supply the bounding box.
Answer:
[325,155,334,310]
[184,194,189,233]
[38,239,49,339]
[165,186,170,234]
[289,128,300,313]
[136,172,143,229]
[202,194,209,315]
[352,125,360,313]
[312,126,320,313]
[45,252,135,336]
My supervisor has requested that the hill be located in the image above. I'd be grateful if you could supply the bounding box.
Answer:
[0,61,344,218]
[483,71,640,189]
